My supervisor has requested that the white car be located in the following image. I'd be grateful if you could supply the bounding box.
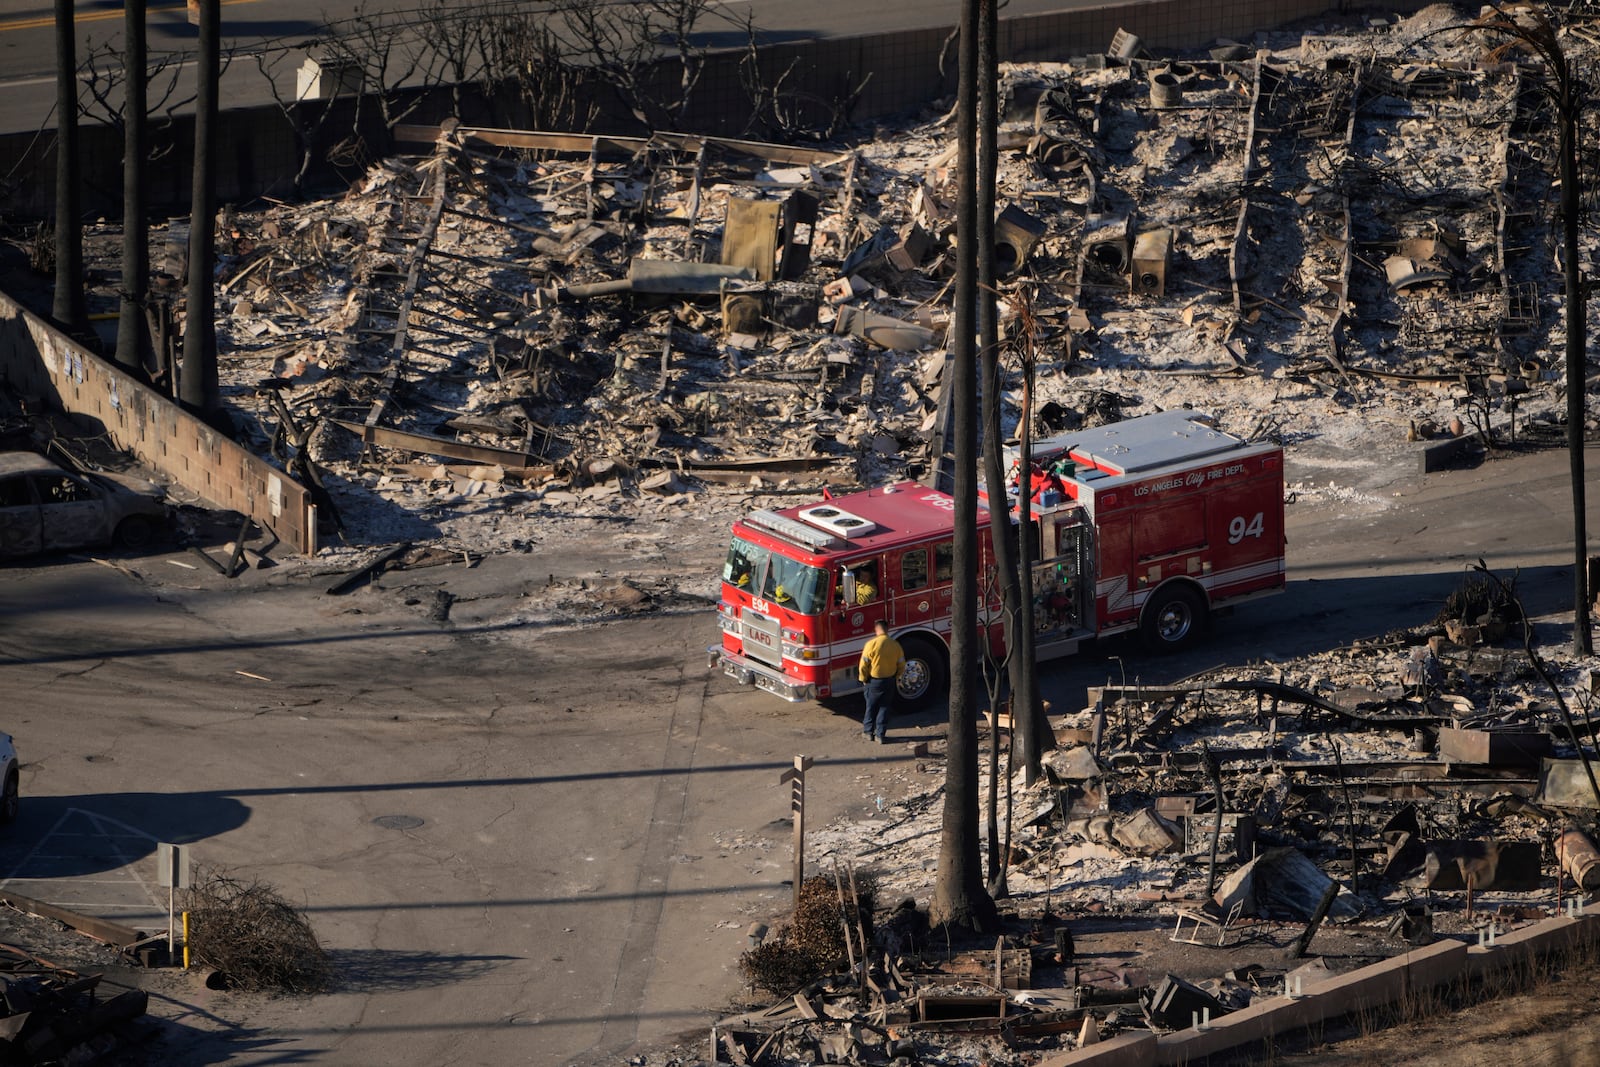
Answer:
[0,734,16,824]
[0,453,169,558]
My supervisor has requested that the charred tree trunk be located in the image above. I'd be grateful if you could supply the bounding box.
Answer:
[931,0,997,936]
[1558,62,1590,655]
[974,0,1021,884]
[117,0,152,378]
[1473,8,1589,652]
[52,0,86,333]
[181,0,221,414]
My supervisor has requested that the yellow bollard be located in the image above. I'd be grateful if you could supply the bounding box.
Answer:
[182,911,190,969]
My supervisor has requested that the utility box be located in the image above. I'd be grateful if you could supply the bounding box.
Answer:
[297,53,365,102]
[1131,228,1173,296]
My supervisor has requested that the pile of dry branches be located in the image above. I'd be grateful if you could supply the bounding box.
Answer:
[184,870,331,993]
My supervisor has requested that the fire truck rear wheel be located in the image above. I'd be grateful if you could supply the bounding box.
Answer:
[1142,585,1206,651]
[896,637,946,711]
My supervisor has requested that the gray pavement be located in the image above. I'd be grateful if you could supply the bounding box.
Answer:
[0,441,1593,1063]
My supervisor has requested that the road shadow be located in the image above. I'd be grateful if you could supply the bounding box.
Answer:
[0,792,252,879]
[804,562,1574,733]
[141,1018,311,1066]
[327,948,522,994]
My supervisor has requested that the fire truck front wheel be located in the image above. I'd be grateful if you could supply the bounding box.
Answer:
[1141,584,1207,651]
[896,637,947,711]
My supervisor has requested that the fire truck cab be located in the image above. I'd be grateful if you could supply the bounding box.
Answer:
[711,409,1284,709]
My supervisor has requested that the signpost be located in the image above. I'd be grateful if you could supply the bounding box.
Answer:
[156,843,192,961]
[778,756,812,908]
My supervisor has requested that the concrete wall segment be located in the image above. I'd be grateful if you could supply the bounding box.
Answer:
[1034,1031,1157,1067]
[0,289,316,554]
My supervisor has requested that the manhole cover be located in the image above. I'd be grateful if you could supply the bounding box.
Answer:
[372,814,424,831]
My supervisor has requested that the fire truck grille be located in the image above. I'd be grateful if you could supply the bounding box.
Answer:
[739,611,783,669]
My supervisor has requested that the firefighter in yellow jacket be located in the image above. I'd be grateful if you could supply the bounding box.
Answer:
[858,620,905,743]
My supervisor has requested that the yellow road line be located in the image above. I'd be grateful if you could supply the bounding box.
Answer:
[0,0,260,35]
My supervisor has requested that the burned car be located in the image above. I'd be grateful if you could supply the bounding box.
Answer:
[0,453,169,557]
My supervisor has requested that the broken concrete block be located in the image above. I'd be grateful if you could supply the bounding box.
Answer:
[1065,815,1117,846]
[1112,808,1183,855]
[638,470,689,494]
[1044,745,1103,781]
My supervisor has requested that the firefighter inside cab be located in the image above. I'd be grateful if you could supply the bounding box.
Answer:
[841,562,878,606]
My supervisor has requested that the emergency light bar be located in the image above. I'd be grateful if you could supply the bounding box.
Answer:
[744,509,842,551]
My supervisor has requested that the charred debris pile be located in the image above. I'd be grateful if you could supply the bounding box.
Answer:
[137,4,1597,563]
[711,574,1600,1065]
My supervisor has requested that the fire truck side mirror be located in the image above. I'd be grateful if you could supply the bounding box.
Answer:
[840,569,856,608]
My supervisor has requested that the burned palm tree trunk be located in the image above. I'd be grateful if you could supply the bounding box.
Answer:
[117,0,152,378]
[1556,54,1590,655]
[52,0,86,333]
[181,0,221,414]
[973,0,1022,875]
[1472,7,1590,653]
[932,0,996,936]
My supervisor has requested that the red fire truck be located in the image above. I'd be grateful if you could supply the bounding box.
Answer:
[710,409,1285,708]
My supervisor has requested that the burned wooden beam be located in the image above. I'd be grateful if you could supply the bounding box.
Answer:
[0,891,144,948]
[331,419,541,467]
[395,124,849,168]
[366,149,452,432]
[326,542,413,596]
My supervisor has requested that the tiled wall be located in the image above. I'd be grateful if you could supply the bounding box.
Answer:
[0,291,317,554]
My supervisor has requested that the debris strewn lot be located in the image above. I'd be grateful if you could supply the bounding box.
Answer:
[13,3,1600,1065]
[159,6,1593,586]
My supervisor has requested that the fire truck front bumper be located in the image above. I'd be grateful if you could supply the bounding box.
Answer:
[707,646,817,703]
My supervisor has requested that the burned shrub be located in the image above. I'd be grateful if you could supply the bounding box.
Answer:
[184,870,331,994]
[739,873,876,997]
[1436,571,1522,627]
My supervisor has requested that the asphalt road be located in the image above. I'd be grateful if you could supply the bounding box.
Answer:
[0,442,1594,1063]
[0,0,1120,135]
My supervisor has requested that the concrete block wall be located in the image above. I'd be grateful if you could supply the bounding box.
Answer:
[1038,911,1600,1065]
[0,291,317,554]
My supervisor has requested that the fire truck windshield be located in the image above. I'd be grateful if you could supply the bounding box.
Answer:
[724,537,827,615]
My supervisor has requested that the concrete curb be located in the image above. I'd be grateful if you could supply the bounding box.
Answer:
[1039,910,1600,1065]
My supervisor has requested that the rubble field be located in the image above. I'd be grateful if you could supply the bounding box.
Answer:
[9,2,1600,1065]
